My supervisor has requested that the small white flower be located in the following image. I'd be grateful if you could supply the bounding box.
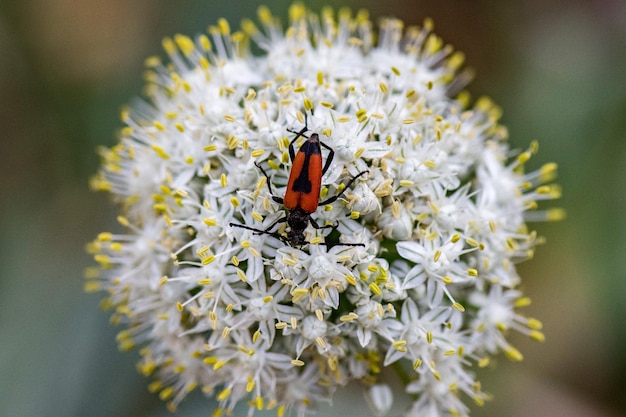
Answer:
[87,3,562,416]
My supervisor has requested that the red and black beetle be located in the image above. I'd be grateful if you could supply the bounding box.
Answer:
[230,115,367,247]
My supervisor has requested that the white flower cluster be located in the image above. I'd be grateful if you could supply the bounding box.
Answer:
[86,4,562,417]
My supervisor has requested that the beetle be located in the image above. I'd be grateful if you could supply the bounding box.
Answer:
[230,115,368,247]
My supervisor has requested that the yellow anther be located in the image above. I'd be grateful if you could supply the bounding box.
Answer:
[317,71,324,85]
[369,282,382,296]
[546,208,566,221]
[466,237,481,247]
[448,51,465,70]
[315,337,326,349]
[221,326,231,339]
[97,232,113,241]
[392,340,407,350]
[504,345,524,361]
[448,234,460,243]
[452,302,465,312]
[291,359,305,367]
[151,145,170,159]
[174,34,195,56]
[303,98,313,111]
[530,330,545,342]
[527,317,543,330]
[216,387,231,401]
[162,37,176,54]
[159,386,174,401]
[517,151,531,165]
[216,18,230,35]
[144,56,161,68]
[315,309,324,322]
[345,275,357,286]
[201,255,215,265]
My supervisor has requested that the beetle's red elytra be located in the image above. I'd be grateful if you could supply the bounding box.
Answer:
[283,132,323,214]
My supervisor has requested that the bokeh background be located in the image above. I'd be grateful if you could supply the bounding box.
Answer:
[1,1,624,416]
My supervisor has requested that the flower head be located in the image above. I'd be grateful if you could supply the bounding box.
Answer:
[86,4,562,416]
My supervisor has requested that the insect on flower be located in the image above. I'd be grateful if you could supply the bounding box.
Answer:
[230,114,368,247]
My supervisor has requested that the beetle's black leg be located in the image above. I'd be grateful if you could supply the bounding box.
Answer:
[308,218,364,247]
[286,113,310,162]
[309,217,336,230]
[319,170,369,206]
[263,215,289,232]
[254,161,284,204]
[319,141,334,176]
[230,215,288,241]
[231,223,288,245]
[320,241,365,248]
[286,129,309,162]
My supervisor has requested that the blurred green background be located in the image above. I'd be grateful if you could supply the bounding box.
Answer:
[1,1,624,416]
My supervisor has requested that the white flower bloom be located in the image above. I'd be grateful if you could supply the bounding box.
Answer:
[87,3,562,416]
